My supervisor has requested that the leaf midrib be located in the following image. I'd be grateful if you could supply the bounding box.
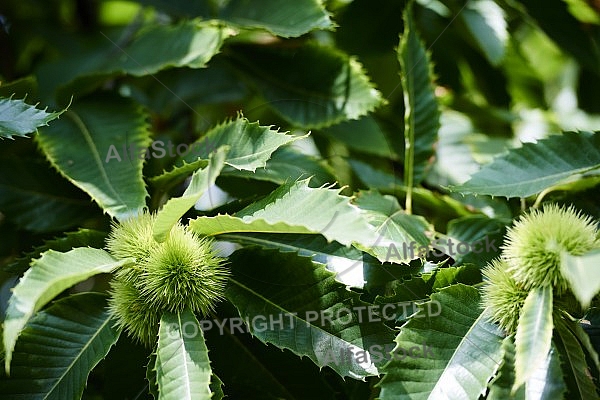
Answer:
[428,307,502,398]
[43,312,114,399]
[229,277,364,351]
[64,110,128,216]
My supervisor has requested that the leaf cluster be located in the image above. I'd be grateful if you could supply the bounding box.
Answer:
[0,0,600,399]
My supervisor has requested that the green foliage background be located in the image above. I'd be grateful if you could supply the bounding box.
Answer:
[0,0,600,399]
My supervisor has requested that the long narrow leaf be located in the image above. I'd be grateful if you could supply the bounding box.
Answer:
[39,21,233,99]
[190,180,429,264]
[153,147,228,242]
[155,309,212,400]
[514,286,554,391]
[398,1,440,209]
[451,131,600,198]
[3,248,132,372]
[554,318,599,399]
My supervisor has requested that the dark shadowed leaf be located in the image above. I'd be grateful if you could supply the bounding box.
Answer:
[0,293,120,400]
[227,43,383,129]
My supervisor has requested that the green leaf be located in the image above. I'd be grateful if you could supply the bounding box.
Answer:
[564,0,600,24]
[151,117,303,191]
[150,158,209,189]
[0,157,97,233]
[209,374,224,400]
[460,0,508,66]
[373,265,483,317]
[0,293,120,400]
[371,265,482,330]
[521,0,600,76]
[3,248,132,372]
[190,178,374,244]
[218,0,333,37]
[398,2,440,200]
[488,336,566,400]
[565,319,600,372]
[0,96,65,139]
[203,304,339,398]
[36,95,152,220]
[349,159,401,191]
[108,22,230,75]
[153,147,228,242]
[554,318,599,399]
[221,146,337,187]
[352,190,431,263]
[444,215,505,266]
[514,286,554,391]
[6,228,107,274]
[225,247,395,379]
[138,0,333,37]
[561,249,600,308]
[227,42,383,128]
[451,132,600,198]
[220,232,379,288]
[524,346,567,400]
[147,353,159,400]
[39,21,233,99]
[176,116,303,172]
[488,336,525,400]
[318,116,399,160]
[377,284,505,399]
[133,59,249,116]
[191,213,316,236]
[155,309,212,400]
[191,180,429,263]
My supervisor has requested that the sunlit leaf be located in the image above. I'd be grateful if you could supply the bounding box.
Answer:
[155,309,212,400]
[3,248,131,372]
[398,2,440,190]
[226,247,395,379]
[153,147,228,242]
[460,0,508,65]
[452,132,600,198]
[378,285,505,399]
[36,95,152,220]
[561,249,600,308]
[0,96,65,139]
[191,180,429,264]
[514,286,554,391]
